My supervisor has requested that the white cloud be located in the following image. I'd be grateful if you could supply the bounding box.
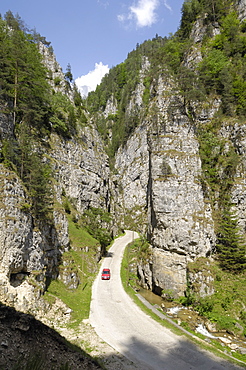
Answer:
[130,0,159,27]
[118,0,159,28]
[163,0,172,12]
[75,62,109,97]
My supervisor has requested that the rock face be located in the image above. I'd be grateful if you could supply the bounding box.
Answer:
[115,75,216,296]
[38,43,72,98]
[0,121,111,312]
[238,0,246,20]
[0,165,69,312]
[50,127,110,213]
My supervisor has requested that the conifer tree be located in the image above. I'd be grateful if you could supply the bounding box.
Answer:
[217,207,246,272]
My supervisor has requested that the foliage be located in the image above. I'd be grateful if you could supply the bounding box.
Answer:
[179,0,202,39]
[198,123,246,272]
[179,0,234,40]
[46,214,100,325]
[159,158,172,180]
[80,207,113,251]
[198,49,230,92]
[50,92,77,135]
[216,208,246,272]
[137,236,151,264]
[121,236,151,290]
[199,10,246,115]
[121,238,140,289]
[1,127,53,220]
[0,16,51,132]
[192,262,246,335]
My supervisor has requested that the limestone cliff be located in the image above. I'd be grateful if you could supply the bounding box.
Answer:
[114,72,216,296]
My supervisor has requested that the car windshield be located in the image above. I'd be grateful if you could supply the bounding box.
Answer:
[103,270,110,274]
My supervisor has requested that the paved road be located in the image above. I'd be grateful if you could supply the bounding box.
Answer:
[90,231,242,370]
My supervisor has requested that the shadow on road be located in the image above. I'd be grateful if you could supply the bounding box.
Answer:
[101,335,244,370]
[106,251,114,257]
[2,302,243,369]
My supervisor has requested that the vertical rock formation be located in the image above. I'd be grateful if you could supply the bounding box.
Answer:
[0,165,69,312]
[115,73,216,296]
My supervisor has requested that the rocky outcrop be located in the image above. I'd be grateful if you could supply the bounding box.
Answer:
[113,3,246,298]
[38,43,72,98]
[0,101,14,143]
[238,0,246,20]
[0,165,69,312]
[50,126,110,213]
[0,118,111,312]
[0,304,101,369]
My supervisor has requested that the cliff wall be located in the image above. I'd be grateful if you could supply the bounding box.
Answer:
[114,72,217,296]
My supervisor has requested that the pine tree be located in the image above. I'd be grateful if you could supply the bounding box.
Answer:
[216,208,246,272]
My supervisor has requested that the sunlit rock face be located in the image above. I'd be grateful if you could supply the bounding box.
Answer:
[114,73,216,297]
[0,165,69,312]
[50,126,110,214]
[238,0,246,20]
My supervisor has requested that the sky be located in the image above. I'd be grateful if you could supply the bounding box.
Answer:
[0,0,184,95]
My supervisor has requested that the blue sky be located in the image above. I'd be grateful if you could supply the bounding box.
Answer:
[1,0,184,94]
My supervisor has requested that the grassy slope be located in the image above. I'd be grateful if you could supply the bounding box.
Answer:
[45,214,101,327]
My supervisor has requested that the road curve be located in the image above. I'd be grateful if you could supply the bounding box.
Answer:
[89,231,241,370]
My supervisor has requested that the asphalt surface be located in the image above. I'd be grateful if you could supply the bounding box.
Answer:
[89,231,243,370]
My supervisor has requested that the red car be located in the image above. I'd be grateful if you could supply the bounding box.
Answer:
[101,268,110,280]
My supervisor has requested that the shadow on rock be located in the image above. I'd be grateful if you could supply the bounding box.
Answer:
[0,303,102,370]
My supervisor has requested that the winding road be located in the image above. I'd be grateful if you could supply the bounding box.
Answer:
[89,231,242,370]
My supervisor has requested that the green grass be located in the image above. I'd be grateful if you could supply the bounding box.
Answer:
[45,215,101,327]
[67,214,100,249]
[188,258,246,338]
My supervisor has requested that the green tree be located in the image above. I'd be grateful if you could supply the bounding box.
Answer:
[0,14,51,131]
[81,207,112,250]
[50,92,76,135]
[177,65,205,110]
[179,0,201,39]
[65,63,73,83]
[27,153,52,219]
[199,49,229,92]
[217,208,246,272]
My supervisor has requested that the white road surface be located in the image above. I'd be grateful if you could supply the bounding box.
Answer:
[90,231,242,370]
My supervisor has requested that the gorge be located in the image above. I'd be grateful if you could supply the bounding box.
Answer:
[0,0,246,367]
